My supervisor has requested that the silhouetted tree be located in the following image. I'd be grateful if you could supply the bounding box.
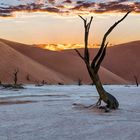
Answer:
[75,12,131,110]
[13,68,19,85]
[26,74,30,81]
[78,78,82,86]
[134,75,139,87]
[41,80,45,85]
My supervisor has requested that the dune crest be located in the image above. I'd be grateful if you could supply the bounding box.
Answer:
[0,41,73,84]
[0,38,135,84]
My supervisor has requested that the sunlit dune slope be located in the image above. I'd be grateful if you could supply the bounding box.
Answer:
[0,38,129,84]
[0,41,73,84]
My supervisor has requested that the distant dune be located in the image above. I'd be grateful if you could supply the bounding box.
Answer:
[102,41,140,83]
[0,40,73,84]
[0,38,130,84]
[63,41,140,84]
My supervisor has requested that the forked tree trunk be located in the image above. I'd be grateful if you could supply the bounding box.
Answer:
[86,63,119,109]
[75,12,131,110]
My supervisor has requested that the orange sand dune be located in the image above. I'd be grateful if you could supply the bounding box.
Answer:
[0,38,129,84]
[63,41,140,83]
[0,41,73,84]
[102,41,140,83]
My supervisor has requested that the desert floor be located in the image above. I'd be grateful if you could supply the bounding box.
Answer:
[0,85,140,140]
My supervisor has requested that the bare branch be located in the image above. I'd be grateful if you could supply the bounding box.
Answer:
[101,11,131,49]
[80,16,93,64]
[79,15,87,28]
[78,15,86,21]
[87,16,93,31]
[75,49,85,61]
[94,43,108,73]
[91,44,104,69]
[89,16,93,25]
[91,11,131,68]
[77,16,93,65]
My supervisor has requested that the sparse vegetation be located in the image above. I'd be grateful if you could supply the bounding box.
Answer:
[13,68,19,85]
[26,74,30,81]
[78,78,82,86]
[134,75,139,87]
[1,68,24,89]
[35,80,47,86]
[41,80,46,85]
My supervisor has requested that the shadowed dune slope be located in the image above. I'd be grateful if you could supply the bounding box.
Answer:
[0,41,73,84]
[102,41,140,83]
[0,39,129,84]
[63,41,140,83]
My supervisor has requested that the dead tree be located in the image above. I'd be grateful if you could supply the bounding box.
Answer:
[26,74,30,81]
[134,75,139,87]
[42,80,45,85]
[75,12,131,110]
[78,78,82,86]
[13,69,19,85]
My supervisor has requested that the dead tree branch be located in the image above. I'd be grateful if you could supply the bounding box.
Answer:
[75,11,131,110]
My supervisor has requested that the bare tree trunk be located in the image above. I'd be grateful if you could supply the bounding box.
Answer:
[78,78,82,86]
[134,75,139,87]
[75,12,131,110]
[85,63,119,109]
[92,73,119,109]
[13,69,19,85]
[26,74,30,81]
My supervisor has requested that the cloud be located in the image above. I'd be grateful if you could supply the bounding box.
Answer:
[71,0,140,14]
[47,0,55,4]
[71,2,96,10]
[0,0,140,17]
[63,0,72,4]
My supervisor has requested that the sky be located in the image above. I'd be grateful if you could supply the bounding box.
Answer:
[0,0,140,49]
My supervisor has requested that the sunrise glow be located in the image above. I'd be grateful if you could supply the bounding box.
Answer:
[0,0,140,50]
